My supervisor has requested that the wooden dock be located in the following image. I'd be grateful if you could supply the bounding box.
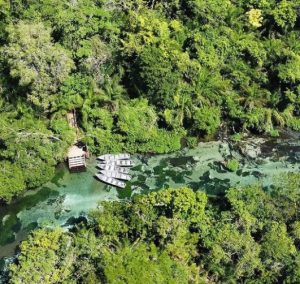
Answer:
[68,145,86,171]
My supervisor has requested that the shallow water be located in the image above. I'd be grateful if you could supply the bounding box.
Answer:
[0,138,299,274]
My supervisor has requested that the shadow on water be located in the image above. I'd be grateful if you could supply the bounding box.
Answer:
[188,171,232,196]
[117,184,132,200]
[50,164,66,187]
[153,160,169,175]
[166,169,186,184]
[0,187,58,247]
[208,161,227,173]
[64,216,88,228]
[167,156,196,168]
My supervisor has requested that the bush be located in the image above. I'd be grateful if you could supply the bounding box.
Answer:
[186,136,198,148]
[193,106,221,136]
[83,129,124,155]
[269,129,280,137]
[0,161,25,202]
[226,159,240,172]
[230,133,243,142]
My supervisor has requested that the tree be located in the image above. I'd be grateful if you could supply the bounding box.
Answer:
[204,222,263,281]
[226,186,279,232]
[0,112,73,194]
[133,46,182,108]
[2,21,74,111]
[272,0,298,30]
[0,0,9,42]
[9,228,75,284]
[0,161,25,202]
[261,222,296,281]
[101,243,196,284]
[78,36,112,86]
[193,106,221,136]
[117,99,183,153]
[117,99,158,143]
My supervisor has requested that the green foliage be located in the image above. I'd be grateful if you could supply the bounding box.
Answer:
[81,98,184,155]
[117,99,184,153]
[0,161,25,202]
[225,159,239,172]
[185,136,198,148]
[83,128,124,154]
[54,73,89,111]
[0,0,9,42]
[102,243,193,284]
[272,0,298,30]
[247,9,263,28]
[272,173,300,221]
[118,99,158,143]
[128,129,183,154]
[9,180,300,283]
[230,133,243,142]
[193,106,221,136]
[0,112,74,200]
[204,222,263,280]
[269,128,280,137]
[278,55,300,83]
[261,222,296,280]
[9,228,74,284]
[2,21,74,111]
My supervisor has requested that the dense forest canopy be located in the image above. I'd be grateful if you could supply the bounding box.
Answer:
[0,1,300,283]
[7,174,300,283]
[0,0,299,200]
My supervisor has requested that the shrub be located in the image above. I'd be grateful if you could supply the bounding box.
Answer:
[226,159,240,172]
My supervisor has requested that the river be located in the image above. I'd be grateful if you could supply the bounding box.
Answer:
[0,137,300,277]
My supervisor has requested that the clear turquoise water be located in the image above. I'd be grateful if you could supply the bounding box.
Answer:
[0,139,299,272]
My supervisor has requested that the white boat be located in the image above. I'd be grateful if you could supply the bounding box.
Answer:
[95,174,126,188]
[101,160,135,167]
[100,170,132,181]
[97,164,130,173]
[116,159,135,167]
[97,153,130,161]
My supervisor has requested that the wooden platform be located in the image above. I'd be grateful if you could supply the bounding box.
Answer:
[68,145,86,172]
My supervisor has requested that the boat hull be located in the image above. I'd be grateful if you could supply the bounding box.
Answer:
[97,153,130,161]
[99,160,135,167]
[95,174,126,188]
[97,164,130,173]
[100,170,132,181]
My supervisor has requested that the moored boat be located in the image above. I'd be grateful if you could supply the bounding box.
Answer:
[97,153,130,161]
[100,170,132,181]
[95,174,126,188]
[116,159,135,167]
[101,160,135,167]
[97,164,130,173]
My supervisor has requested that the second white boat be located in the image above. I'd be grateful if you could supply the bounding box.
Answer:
[97,164,130,173]
[100,170,132,181]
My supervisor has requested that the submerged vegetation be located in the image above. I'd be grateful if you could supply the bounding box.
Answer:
[0,0,300,201]
[8,174,300,283]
